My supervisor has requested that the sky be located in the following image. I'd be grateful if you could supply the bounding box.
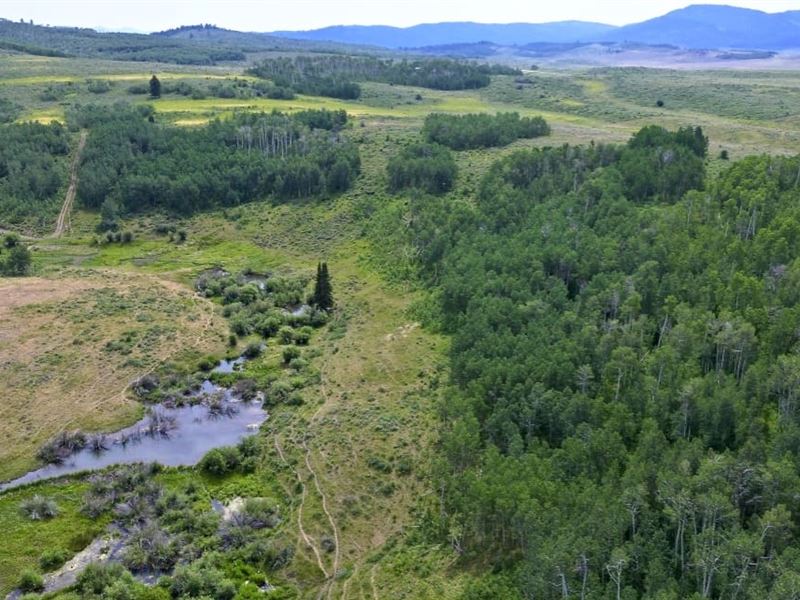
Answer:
[1,0,798,32]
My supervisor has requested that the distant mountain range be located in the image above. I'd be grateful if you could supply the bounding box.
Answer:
[270,21,615,48]
[270,5,800,51]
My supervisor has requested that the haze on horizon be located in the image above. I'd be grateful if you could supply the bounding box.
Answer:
[1,0,798,33]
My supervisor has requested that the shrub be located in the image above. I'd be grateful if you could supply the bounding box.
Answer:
[40,547,71,571]
[289,357,308,371]
[76,563,130,595]
[286,391,304,406]
[321,535,336,553]
[268,380,293,404]
[3,233,20,248]
[293,326,313,345]
[20,495,59,520]
[199,446,241,476]
[241,498,280,529]
[87,79,112,94]
[243,342,262,359]
[19,570,44,593]
[121,231,133,243]
[169,564,236,600]
[278,326,295,344]
[198,355,217,371]
[1,244,32,276]
[282,346,301,364]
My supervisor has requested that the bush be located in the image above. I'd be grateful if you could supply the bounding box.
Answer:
[199,446,241,476]
[40,547,71,571]
[282,346,301,364]
[241,498,280,529]
[20,495,59,520]
[87,79,112,94]
[1,244,32,276]
[278,326,295,344]
[19,570,44,593]
[169,564,236,600]
[242,342,262,359]
[198,355,217,371]
[76,563,130,595]
[268,380,293,404]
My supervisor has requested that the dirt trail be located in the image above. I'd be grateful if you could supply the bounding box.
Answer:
[275,436,330,579]
[54,130,87,237]
[303,439,341,587]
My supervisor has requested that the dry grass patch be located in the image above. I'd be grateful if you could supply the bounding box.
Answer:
[0,270,227,481]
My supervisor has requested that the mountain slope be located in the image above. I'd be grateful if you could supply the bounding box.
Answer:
[603,4,800,49]
[270,21,617,48]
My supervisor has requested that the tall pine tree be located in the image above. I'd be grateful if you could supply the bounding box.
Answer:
[149,75,161,98]
[311,262,333,310]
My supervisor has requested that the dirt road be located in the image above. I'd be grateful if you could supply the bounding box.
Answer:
[54,130,87,237]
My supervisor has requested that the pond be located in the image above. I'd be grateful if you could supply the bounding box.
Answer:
[0,358,267,492]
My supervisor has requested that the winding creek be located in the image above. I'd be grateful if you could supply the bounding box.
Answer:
[0,356,267,492]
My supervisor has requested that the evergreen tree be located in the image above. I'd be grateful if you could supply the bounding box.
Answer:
[311,262,333,310]
[149,75,161,98]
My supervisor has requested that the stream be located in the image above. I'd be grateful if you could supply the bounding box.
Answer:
[0,356,266,492]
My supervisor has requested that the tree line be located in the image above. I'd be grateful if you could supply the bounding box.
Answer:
[73,105,360,217]
[422,112,550,150]
[247,55,520,99]
[396,125,800,598]
[0,121,69,230]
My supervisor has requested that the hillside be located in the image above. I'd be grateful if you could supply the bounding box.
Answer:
[0,20,365,65]
[270,20,616,48]
[605,4,800,49]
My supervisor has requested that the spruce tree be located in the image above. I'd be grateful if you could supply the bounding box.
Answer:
[149,75,161,98]
[311,262,333,310]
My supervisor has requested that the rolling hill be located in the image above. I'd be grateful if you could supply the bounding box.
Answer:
[605,4,800,49]
[270,21,616,48]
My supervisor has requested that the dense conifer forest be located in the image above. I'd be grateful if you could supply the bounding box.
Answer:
[395,125,800,598]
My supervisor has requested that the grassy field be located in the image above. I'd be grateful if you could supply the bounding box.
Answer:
[5,51,800,157]
[0,269,228,480]
[3,48,800,597]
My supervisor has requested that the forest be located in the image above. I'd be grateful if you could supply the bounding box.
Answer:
[393,125,800,599]
[247,55,520,98]
[0,121,69,228]
[386,141,458,194]
[422,112,550,150]
[73,105,360,217]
